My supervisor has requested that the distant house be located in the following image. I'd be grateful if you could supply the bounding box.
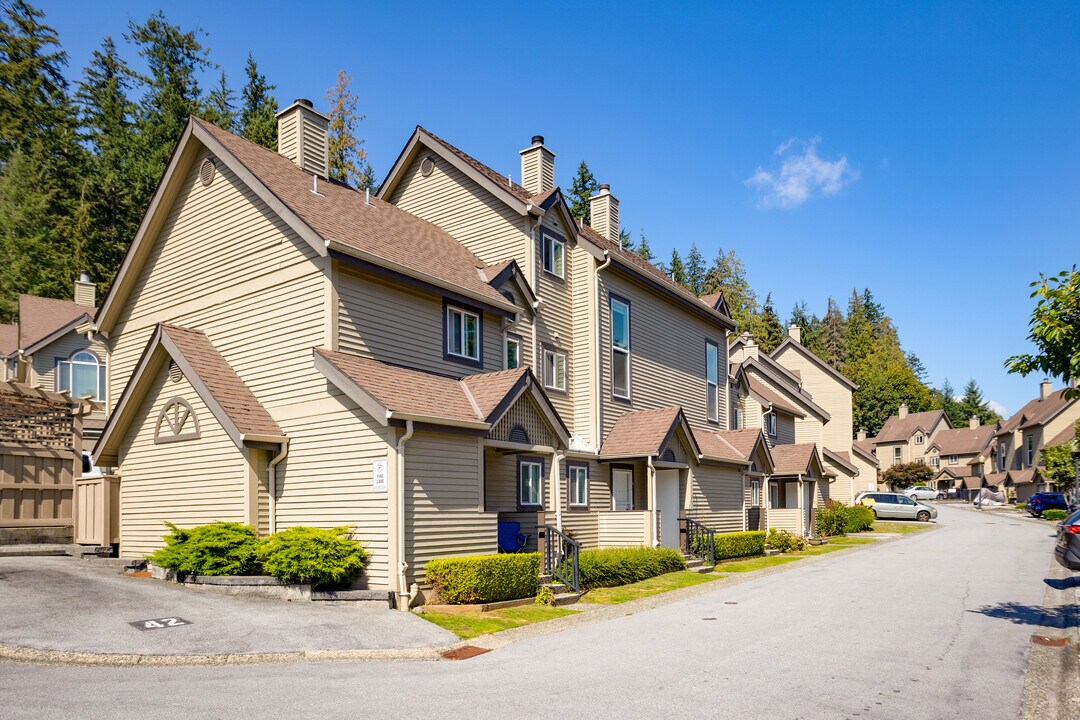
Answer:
[926,417,997,498]
[870,406,952,473]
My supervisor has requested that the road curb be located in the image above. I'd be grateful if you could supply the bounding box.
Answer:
[1017,557,1080,719]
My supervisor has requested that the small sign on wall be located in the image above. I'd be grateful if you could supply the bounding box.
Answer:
[372,459,388,492]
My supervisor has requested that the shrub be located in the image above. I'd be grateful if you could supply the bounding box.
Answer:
[257,526,368,588]
[713,530,766,560]
[425,553,541,605]
[843,505,876,533]
[1016,503,1026,512]
[148,522,261,577]
[1043,509,1068,522]
[765,528,806,553]
[534,586,555,606]
[578,547,686,589]
[816,500,848,537]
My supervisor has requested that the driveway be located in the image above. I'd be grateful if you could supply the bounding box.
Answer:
[0,556,453,655]
[1,505,1069,720]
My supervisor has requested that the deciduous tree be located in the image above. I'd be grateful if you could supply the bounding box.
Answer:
[325,70,375,190]
[1006,267,1080,400]
[882,462,935,490]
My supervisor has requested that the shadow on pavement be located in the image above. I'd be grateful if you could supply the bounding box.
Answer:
[969,602,1078,628]
[1044,576,1079,590]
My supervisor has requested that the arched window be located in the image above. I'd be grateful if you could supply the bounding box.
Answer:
[56,350,105,401]
[155,398,201,443]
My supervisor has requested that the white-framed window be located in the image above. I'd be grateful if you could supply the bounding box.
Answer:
[568,464,588,508]
[733,404,745,430]
[768,482,779,509]
[916,457,925,465]
[998,441,1006,470]
[519,459,543,508]
[706,340,719,423]
[446,305,480,362]
[948,455,958,465]
[542,232,565,278]
[610,296,630,399]
[543,348,566,392]
[764,412,777,437]
[504,335,521,370]
[915,434,924,445]
[611,467,633,511]
[751,480,761,507]
[1025,435,1034,466]
[893,446,902,464]
[931,456,940,468]
[56,350,106,402]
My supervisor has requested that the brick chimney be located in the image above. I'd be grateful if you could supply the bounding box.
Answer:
[519,135,554,196]
[276,99,329,179]
[969,415,980,429]
[788,324,801,344]
[1040,379,1052,401]
[743,335,759,362]
[74,271,95,308]
[857,428,867,442]
[898,403,908,420]
[588,184,619,245]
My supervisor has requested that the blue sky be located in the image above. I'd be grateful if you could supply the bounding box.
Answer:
[39,0,1080,416]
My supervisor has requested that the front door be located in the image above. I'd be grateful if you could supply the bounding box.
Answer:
[804,481,814,535]
[656,469,681,549]
[612,468,634,511]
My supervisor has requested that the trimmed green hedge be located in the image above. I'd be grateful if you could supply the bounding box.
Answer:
[844,505,876,533]
[257,526,368,588]
[713,530,766,560]
[148,522,260,576]
[425,553,541,604]
[1043,509,1068,522]
[578,546,685,589]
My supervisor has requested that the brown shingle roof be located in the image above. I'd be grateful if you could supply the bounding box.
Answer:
[600,406,684,458]
[875,410,949,443]
[0,323,17,356]
[161,325,283,438]
[699,292,723,309]
[1007,469,1039,485]
[930,424,997,456]
[770,443,818,475]
[746,374,805,418]
[854,438,876,456]
[18,295,94,350]
[419,127,535,203]
[193,118,510,310]
[461,367,529,419]
[696,428,759,464]
[1046,424,1079,448]
[997,388,1077,434]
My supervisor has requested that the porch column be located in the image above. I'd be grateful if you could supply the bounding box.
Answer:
[797,477,805,536]
[550,451,564,531]
[647,456,658,547]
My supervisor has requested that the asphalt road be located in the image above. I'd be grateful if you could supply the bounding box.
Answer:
[0,505,1060,720]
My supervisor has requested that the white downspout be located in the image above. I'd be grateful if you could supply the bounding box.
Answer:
[594,250,612,447]
[268,441,289,535]
[552,451,565,531]
[647,455,658,548]
[396,420,415,611]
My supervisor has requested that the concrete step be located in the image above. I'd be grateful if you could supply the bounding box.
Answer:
[552,592,580,607]
[311,589,394,606]
[684,558,704,569]
[543,582,568,594]
[537,574,553,585]
[0,544,81,557]
[689,564,714,574]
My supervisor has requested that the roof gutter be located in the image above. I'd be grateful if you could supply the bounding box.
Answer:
[386,411,489,431]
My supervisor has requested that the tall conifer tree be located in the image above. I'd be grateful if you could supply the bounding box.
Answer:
[239,52,277,150]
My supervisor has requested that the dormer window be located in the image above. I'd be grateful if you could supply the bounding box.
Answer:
[542,231,565,278]
[445,304,481,365]
[56,350,106,402]
[915,434,924,445]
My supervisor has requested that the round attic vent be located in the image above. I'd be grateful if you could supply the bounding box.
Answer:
[168,360,182,383]
[199,158,216,187]
[420,156,435,177]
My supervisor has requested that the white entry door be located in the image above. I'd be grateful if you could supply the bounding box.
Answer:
[612,468,634,511]
[656,469,681,549]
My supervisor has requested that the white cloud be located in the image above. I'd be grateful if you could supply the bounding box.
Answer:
[987,400,1008,418]
[746,137,858,208]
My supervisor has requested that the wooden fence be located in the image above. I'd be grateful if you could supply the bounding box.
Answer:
[74,475,120,545]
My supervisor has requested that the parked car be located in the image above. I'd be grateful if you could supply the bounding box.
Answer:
[1027,492,1069,517]
[904,485,942,501]
[854,492,938,522]
[1054,509,1080,571]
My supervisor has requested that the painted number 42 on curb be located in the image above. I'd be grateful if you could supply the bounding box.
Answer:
[129,617,191,631]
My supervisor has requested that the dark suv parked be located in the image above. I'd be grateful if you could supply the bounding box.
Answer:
[1027,492,1069,517]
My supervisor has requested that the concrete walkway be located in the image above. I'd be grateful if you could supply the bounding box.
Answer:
[0,556,455,661]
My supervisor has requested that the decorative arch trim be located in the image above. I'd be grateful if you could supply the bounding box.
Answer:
[155,397,201,444]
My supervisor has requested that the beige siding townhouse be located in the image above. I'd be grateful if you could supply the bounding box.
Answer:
[985,380,1080,501]
[93,102,768,605]
[927,416,997,499]
[871,406,952,476]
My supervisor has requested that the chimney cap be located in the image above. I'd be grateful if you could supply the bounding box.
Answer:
[78,270,90,283]
[295,98,314,108]
[531,135,544,146]
[276,99,329,120]
[599,183,610,192]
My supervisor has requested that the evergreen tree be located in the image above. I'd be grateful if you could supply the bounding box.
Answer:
[618,227,635,252]
[668,249,687,287]
[325,70,374,189]
[567,160,597,224]
[74,35,140,292]
[845,288,875,365]
[819,297,848,371]
[849,335,933,436]
[635,230,654,262]
[750,292,784,353]
[787,301,822,353]
[126,12,210,199]
[701,247,758,331]
[202,68,236,131]
[907,351,929,383]
[685,243,707,295]
[238,52,277,150]
[931,378,965,428]
[959,379,1002,426]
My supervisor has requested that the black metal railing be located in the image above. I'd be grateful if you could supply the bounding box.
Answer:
[684,517,716,566]
[542,525,580,592]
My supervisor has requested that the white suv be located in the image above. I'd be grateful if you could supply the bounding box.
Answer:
[904,485,941,501]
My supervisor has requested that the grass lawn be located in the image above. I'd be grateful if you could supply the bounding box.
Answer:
[580,570,722,605]
[870,521,931,534]
[417,605,577,639]
[827,536,876,545]
[712,555,803,572]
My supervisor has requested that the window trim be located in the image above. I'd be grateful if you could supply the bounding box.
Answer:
[517,456,544,510]
[705,338,720,425]
[610,464,635,511]
[915,434,924,445]
[567,462,589,509]
[504,333,522,371]
[541,228,566,280]
[998,441,1006,471]
[609,293,631,402]
[1025,435,1034,467]
[443,299,484,368]
[893,446,902,464]
[751,479,761,507]
[541,345,567,394]
[948,454,958,466]
[55,349,106,403]
[764,411,777,438]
